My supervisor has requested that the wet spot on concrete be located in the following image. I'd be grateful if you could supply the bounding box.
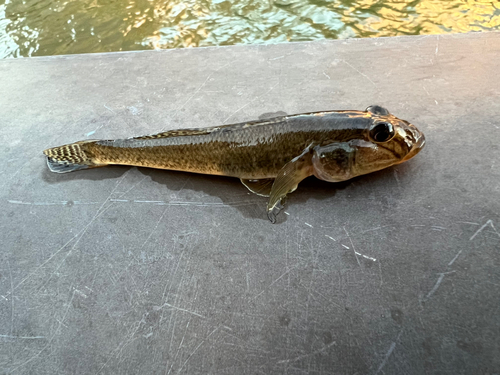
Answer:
[323,331,334,344]
[279,313,291,327]
[457,340,483,355]
[391,307,404,325]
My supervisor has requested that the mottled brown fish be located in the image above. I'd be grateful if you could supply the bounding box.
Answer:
[44,106,425,222]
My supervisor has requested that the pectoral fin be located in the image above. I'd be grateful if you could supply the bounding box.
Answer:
[267,146,314,223]
[240,178,274,197]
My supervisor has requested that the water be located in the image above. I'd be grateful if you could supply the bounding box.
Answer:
[0,0,499,58]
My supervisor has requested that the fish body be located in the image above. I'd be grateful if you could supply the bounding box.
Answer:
[44,106,425,222]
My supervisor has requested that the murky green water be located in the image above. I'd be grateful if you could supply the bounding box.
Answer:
[0,0,499,58]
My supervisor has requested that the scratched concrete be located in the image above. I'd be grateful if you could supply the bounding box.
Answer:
[1,32,500,374]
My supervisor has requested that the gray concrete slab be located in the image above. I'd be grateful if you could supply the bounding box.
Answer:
[1,32,500,374]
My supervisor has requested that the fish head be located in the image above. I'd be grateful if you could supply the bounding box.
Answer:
[312,106,425,182]
[362,106,425,167]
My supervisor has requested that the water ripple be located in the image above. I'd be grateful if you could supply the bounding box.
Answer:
[0,0,499,58]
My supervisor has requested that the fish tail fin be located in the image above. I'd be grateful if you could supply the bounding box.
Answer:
[43,140,106,173]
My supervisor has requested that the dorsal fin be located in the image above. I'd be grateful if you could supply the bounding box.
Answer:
[130,116,289,140]
[131,127,217,140]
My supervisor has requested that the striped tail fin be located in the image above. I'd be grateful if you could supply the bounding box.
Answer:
[43,140,105,173]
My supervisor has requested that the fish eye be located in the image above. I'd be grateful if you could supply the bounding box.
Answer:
[369,122,395,143]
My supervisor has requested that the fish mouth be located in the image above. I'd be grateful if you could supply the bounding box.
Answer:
[402,128,426,161]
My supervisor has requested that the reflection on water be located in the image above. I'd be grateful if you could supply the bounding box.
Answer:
[0,0,499,58]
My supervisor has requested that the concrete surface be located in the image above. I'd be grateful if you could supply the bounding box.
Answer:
[1,32,500,374]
